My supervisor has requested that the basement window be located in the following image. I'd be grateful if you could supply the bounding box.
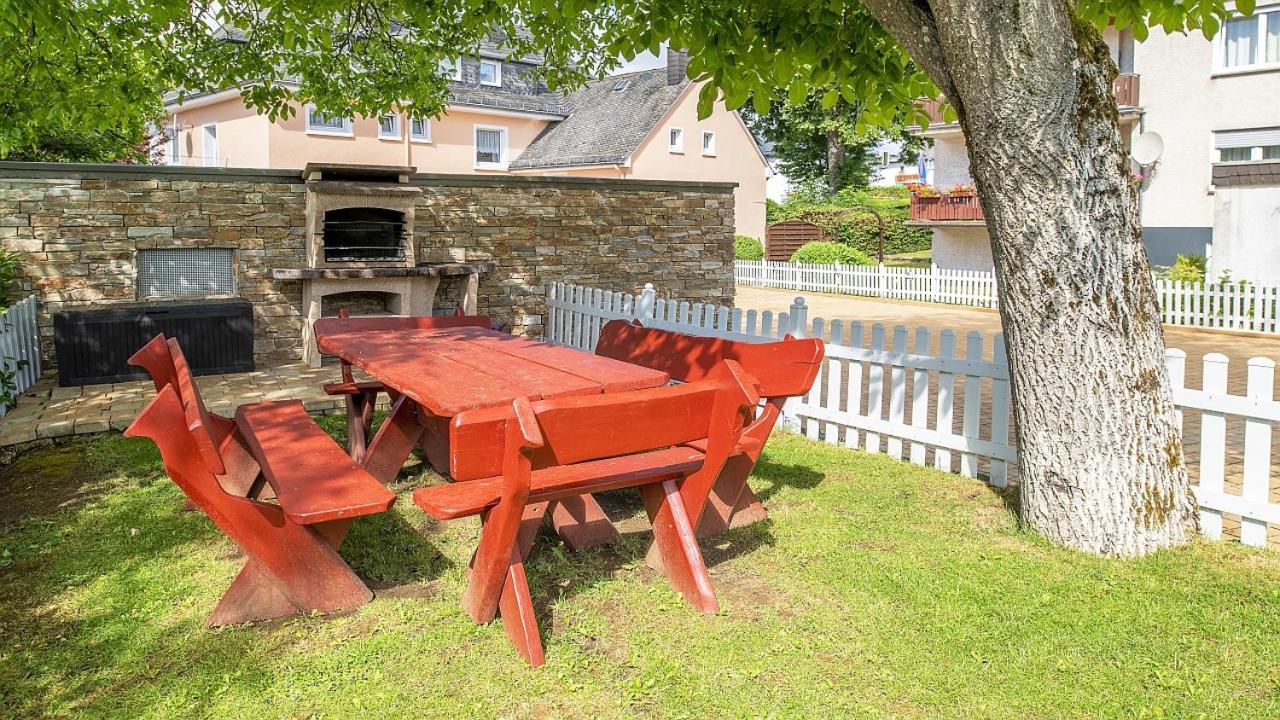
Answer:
[138,248,236,298]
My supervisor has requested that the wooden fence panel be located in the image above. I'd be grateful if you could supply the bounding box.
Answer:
[765,221,825,262]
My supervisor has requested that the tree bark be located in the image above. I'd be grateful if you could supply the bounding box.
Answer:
[825,113,845,193]
[863,0,1196,555]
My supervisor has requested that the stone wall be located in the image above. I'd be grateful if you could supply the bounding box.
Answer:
[0,162,735,369]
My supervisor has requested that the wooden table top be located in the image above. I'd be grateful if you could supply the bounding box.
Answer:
[316,326,670,417]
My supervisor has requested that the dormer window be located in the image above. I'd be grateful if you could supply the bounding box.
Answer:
[439,57,462,80]
[479,59,502,87]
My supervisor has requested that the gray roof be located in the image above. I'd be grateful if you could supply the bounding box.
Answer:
[1212,160,1280,187]
[509,69,686,170]
[448,87,568,117]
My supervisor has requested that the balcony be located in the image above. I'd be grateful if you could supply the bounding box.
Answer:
[908,192,985,224]
[917,73,1141,127]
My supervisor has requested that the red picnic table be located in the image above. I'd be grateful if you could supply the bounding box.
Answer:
[314,324,671,547]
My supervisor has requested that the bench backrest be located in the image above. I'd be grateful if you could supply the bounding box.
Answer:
[450,361,759,481]
[126,384,226,508]
[127,333,178,393]
[165,338,227,475]
[595,320,824,399]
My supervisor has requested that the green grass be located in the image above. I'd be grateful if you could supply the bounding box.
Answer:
[885,249,932,269]
[1,429,1278,719]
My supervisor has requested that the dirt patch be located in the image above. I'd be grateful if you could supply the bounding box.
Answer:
[0,441,108,530]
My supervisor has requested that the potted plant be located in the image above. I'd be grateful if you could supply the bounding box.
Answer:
[947,183,976,197]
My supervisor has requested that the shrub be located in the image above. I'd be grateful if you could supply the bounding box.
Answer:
[734,235,764,260]
[790,241,873,265]
[1166,254,1206,283]
[0,248,21,310]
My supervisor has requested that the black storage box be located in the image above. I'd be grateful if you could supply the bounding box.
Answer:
[54,299,254,386]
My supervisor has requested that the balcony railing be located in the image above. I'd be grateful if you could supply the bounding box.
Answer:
[909,192,985,222]
[917,73,1141,125]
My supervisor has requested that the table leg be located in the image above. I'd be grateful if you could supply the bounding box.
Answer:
[360,395,426,485]
[548,495,622,550]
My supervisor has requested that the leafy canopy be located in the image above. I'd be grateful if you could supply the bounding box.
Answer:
[0,0,1242,156]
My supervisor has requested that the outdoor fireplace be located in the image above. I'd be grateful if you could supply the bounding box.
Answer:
[272,163,494,366]
[321,207,407,263]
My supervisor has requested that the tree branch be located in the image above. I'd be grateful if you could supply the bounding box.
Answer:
[859,0,957,101]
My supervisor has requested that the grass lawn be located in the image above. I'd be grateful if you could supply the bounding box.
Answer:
[1,424,1278,719]
[884,249,931,269]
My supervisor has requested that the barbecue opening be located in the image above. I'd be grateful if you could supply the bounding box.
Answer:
[321,207,407,262]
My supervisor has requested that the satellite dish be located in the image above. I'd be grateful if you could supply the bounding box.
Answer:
[1131,131,1164,165]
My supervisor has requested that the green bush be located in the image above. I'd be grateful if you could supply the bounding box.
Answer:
[0,248,21,310]
[734,235,764,260]
[790,241,873,265]
[1165,254,1206,283]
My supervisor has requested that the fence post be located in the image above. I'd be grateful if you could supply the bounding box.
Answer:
[636,283,657,322]
[877,262,887,299]
[788,296,808,337]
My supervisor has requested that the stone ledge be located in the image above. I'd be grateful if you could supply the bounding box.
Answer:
[0,161,738,192]
[271,261,495,280]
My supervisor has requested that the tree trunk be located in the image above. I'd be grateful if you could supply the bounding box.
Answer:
[865,1,1196,555]
[825,113,845,193]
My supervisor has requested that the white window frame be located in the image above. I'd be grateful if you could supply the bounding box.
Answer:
[202,124,218,167]
[439,56,462,80]
[305,106,354,136]
[701,130,716,157]
[1213,126,1280,163]
[478,59,503,87]
[1212,6,1280,75]
[473,124,509,169]
[669,127,684,153]
[378,113,401,140]
[166,119,181,165]
[410,116,431,143]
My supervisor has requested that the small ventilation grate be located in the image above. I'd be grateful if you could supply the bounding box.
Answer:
[138,248,236,298]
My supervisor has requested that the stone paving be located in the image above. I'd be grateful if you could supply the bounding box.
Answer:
[0,363,352,448]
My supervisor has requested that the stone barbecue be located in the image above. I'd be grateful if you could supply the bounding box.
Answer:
[276,163,493,366]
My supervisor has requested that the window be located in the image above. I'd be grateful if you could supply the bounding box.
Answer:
[701,131,716,156]
[166,125,180,165]
[306,106,353,135]
[378,113,400,139]
[202,124,218,167]
[410,117,430,142]
[612,79,630,92]
[138,248,236,298]
[478,59,502,86]
[439,56,462,80]
[474,126,508,168]
[1215,127,1280,162]
[669,127,684,153]
[1219,8,1280,70]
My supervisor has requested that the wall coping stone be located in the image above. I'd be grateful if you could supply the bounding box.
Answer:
[0,161,738,192]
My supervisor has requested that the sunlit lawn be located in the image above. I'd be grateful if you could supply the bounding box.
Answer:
[1,425,1278,718]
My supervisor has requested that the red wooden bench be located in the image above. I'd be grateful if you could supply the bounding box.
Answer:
[413,360,761,666]
[313,309,494,462]
[595,320,824,536]
[126,334,395,625]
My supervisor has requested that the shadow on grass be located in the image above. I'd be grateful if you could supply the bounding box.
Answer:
[748,456,826,503]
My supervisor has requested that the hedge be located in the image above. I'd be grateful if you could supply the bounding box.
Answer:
[790,241,874,265]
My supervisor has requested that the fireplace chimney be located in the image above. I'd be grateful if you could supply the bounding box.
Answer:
[666,48,690,86]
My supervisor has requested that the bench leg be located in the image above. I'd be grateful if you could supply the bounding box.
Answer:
[205,516,371,627]
[360,396,425,485]
[641,479,718,614]
[694,454,759,537]
[417,412,452,475]
[728,486,768,529]
[548,495,621,550]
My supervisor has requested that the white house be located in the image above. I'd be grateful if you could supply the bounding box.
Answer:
[909,5,1280,285]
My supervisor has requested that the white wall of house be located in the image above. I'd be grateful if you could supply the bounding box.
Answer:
[1212,184,1280,285]
[1134,7,1280,265]
[929,134,972,188]
[931,227,995,271]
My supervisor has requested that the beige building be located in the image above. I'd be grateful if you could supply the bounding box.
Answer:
[911,4,1280,284]
[162,46,770,239]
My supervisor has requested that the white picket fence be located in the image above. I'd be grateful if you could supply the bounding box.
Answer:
[735,259,1280,335]
[0,296,41,418]
[546,280,1279,548]
[735,259,998,307]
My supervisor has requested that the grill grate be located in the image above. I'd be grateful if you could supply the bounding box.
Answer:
[322,208,406,262]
